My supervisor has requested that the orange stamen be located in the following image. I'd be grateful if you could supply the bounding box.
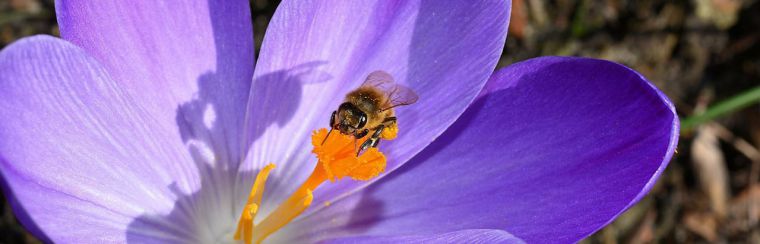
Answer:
[233,163,274,243]
[234,128,387,244]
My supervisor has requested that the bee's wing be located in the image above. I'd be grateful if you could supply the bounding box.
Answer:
[361,71,419,111]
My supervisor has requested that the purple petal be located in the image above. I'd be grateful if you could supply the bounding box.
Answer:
[322,229,524,244]
[283,57,678,242]
[56,0,254,170]
[243,0,511,216]
[0,36,198,242]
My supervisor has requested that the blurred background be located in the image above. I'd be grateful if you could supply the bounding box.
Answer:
[1,0,759,243]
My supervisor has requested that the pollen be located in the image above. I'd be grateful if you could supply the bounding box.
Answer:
[380,123,398,140]
[234,128,387,244]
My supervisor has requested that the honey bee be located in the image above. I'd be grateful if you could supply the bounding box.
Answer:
[325,71,419,154]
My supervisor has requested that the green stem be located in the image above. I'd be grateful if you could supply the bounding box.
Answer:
[681,86,760,131]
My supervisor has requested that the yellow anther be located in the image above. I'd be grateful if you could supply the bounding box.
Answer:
[248,204,259,217]
[234,164,274,244]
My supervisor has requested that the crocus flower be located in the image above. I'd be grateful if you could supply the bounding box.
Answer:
[0,0,678,243]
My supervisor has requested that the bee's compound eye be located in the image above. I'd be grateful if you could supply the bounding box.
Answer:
[330,111,337,127]
[357,112,367,129]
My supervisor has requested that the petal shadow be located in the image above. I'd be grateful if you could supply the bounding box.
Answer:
[127,1,327,242]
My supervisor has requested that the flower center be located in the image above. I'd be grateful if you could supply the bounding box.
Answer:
[233,128,387,244]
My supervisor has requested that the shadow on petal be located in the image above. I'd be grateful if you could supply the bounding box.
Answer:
[126,0,329,242]
[125,48,329,243]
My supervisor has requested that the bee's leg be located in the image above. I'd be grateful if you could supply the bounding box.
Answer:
[370,125,385,148]
[383,116,397,124]
[352,129,367,152]
[370,136,381,148]
[354,129,369,139]
[358,125,385,156]
[357,138,373,156]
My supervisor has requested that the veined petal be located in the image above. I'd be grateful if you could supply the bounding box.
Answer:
[56,0,255,171]
[0,36,196,242]
[284,57,678,243]
[56,2,257,238]
[244,0,511,217]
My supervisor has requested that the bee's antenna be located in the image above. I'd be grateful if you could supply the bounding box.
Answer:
[322,128,333,145]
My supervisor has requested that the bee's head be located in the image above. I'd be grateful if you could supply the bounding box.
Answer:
[333,102,367,135]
